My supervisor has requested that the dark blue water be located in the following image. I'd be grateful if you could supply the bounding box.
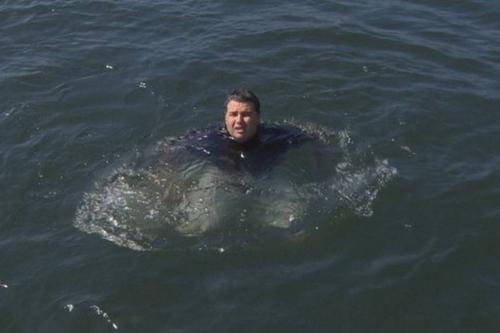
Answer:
[1,1,500,332]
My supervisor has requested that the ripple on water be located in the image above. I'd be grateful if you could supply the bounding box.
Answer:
[74,122,396,251]
[63,303,118,331]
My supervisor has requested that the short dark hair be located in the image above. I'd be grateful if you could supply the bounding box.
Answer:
[224,88,260,114]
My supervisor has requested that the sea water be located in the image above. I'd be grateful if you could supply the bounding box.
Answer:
[1,0,499,332]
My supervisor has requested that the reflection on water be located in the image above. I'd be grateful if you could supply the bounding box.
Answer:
[74,122,396,251]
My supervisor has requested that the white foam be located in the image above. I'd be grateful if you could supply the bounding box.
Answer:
[74,124,397,250]
[400,145,416,155]
[90,305,119,330]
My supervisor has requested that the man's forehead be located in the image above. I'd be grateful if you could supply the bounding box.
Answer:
[226,100,255,111]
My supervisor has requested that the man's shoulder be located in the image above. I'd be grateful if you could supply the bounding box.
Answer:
[258,123,310,144]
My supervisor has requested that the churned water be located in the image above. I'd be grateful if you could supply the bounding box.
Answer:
[74,123,396,250]
[1,1,499,332]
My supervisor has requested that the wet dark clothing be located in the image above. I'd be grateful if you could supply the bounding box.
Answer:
[182,123,311,175]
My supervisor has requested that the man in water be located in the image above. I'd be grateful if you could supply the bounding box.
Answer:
[141,88,330,236]
[182,88,310,175]
[166,88,313,233]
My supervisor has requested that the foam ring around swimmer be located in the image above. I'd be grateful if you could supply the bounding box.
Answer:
[74,122,397,251]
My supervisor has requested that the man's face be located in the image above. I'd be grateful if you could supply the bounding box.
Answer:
[224,100,260,143]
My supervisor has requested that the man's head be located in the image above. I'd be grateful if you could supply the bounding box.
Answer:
[224,88,261,143]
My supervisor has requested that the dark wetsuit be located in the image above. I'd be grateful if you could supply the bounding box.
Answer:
[181,123,312,175]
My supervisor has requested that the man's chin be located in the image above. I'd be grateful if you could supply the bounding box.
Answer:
[231,133,250,143]
[232,136,246,143]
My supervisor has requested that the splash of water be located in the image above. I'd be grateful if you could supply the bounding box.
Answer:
[74,123,396,251]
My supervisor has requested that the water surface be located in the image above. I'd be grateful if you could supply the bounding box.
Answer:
[1,0,499,332]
